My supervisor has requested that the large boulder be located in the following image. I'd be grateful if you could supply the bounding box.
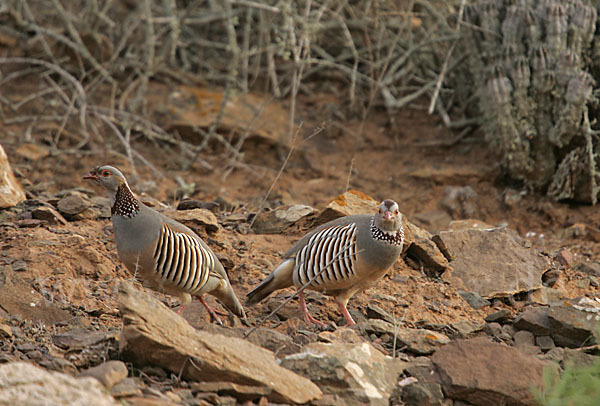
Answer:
[117,282,321,404]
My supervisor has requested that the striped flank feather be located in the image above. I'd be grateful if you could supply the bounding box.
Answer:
[294,223,358,287]
[153,224,213,294]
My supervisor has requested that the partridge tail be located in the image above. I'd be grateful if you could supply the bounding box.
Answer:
[245,259,295,306]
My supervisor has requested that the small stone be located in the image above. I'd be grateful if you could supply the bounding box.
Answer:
[451,320,484,337]
[177,199,219,212]
[78,360,129,388]
[401,382,445,406]
[366,304,393,323]
[513,307,552,336]
[513,330,535,346]
[575,261,600,277]
[251,205,315,234]
[110,378,142,398]
[588,276,599,287]
[484,309,511,323]
[32,206,68,225]
[536,336,555,352]
[165,209,220,234]
[11,260,28,272]
[458,291,491,309]
[57,193,91,216]
[0,324,13,338]
[483,322,502,337]
[575,278,590,289]
[529,287,563,305]
[555,248,573,267]
[542,269,561,287]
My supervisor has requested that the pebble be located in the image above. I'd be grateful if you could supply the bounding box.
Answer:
[11,260,27,272]
[535,336,556,352]
[484,309,511,323]
[458,290,491,309]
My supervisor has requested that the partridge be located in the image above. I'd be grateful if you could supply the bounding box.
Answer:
[246,199,404,326]
[84,165,245,323]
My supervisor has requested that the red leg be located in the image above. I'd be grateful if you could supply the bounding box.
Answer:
[336,301,356,326]
[298,291,326,326]
[198,295,228,325]
[176,305,186,315]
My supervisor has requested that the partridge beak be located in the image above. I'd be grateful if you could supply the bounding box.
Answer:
[83,171,99,181]
[383,211,393,220]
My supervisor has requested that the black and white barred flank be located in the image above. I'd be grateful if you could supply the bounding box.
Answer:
[153,224,213,293]
[370,218,404,246]
[294,223,358,287]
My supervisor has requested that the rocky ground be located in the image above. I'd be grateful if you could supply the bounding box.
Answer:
[1,84,600,405]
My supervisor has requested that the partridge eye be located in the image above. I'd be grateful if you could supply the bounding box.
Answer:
[395,210,399,215]
[379,209,382,214]
[102,170,110,177]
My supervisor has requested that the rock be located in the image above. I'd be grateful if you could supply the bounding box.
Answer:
[575,261,600,277]
[164,208,220,233]
[357,320,449,355]
[529,287,563,305]
[404,357,438,382]
[315,190,380,224]
[401,382,445,406]
[190,382,271,402]
[0,361,117,405]
[110,377,142,398]
[458,291,490,309]
[280,341,405,406]
[0,144,26,208]
[11,260,27,272]
[31,205,68,225]
[366,303,393,323]
[535,336,555,352]
[554,248,573,267]
[118,282,321,404]
[412,209,452,233]
[484,309,511,323]
[439,185,478,218]
[451,320,484,338]
[176,199,219,212]
[251,204,316,234]
[513,330,535,347]
[0,323,13,339]
[513,308,552,336]
[547,304,599,348]
[78,360,128,388]
[431,336,551,405]
[52,328,119,350]
[15,143,50,161]
[436,228,549,298]
[57,192,91,216]
[404,221,449,275]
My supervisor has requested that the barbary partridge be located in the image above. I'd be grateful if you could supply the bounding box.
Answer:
[84,165,245,323]
[246,199,404,326]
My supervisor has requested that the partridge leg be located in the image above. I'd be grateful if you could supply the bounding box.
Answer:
[198,295,228,325]
[298,291,326,326]
[336,301,356,326]
[176,305,186,315]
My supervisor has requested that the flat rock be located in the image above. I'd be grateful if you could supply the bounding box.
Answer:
[52,328,119,350]
[547,304,599,348]
[78,360,128,388]
[513,307,552,337]
[436,228,549,298]
[431,336,550,405]
[0,361,117,405]
[529,287,563,305]
[451,320,484,337]
[280,341,406,406]
[458,291,490,309]
[251,204,316,234]
[401,382,445,406]
[357,320,450,355]
[32,205,68,225]
[0,144,26,208]
[118,282,321,404]
[57,192,91,216]
[190,381,271,402]
[164,208,220,233]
